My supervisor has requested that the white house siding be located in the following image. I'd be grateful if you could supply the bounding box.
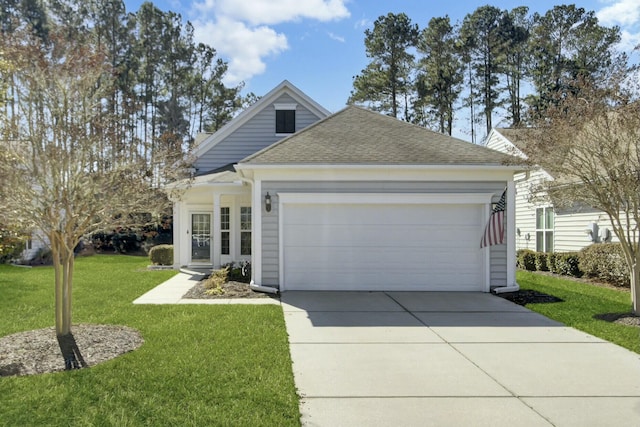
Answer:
[260,181,508,288]
[195,94,322,173]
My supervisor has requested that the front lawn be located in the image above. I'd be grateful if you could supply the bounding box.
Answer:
[516,270,640,354]
[0,255,300,426]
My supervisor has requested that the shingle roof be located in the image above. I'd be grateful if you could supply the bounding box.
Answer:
[241,106,519,166]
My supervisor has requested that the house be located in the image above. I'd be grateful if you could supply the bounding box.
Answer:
[171,80,522,292]
[486,128,616,253]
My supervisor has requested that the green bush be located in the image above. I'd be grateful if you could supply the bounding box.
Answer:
[534,252,549,271]
[554,252,582,277]
[547,252,558,274]
[579,243,629,287]
[517,249,537,271]
[149,244,173,266]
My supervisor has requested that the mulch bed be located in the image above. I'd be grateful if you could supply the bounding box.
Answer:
[0,324,143,378]
[181,280,272,299]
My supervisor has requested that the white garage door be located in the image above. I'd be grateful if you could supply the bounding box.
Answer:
[281,196,487,291]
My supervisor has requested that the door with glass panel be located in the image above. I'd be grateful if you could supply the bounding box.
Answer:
[191,213,212,263]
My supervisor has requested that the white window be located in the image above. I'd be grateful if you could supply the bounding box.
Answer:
[536,207,554,252]
[240,207,252,255]
[220,207,230,255]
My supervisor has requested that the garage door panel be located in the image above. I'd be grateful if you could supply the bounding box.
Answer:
[282,202,485,291]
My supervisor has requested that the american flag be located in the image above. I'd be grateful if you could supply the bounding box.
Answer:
[480,190,506,248]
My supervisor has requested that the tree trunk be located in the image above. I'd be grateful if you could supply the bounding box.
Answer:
[53,238,75,337]
[632,261,640,315]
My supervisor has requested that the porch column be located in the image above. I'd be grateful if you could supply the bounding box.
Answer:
[213,192,221,268]
[252,180,262,285]
[172,201,181,269]
[506,179,516,286]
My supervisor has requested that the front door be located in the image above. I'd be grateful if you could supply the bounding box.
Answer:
[191,213,212,264]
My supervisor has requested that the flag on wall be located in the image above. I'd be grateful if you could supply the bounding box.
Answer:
[480,190,506,248]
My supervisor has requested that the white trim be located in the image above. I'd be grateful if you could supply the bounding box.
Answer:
[278,192,494,292]
[274,103,297,110]
[277,192,494,205]
[213,194,221,268]
[506,180,516,287]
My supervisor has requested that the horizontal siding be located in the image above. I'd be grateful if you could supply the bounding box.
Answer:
[261,181,507,287]
[196,94,322,172]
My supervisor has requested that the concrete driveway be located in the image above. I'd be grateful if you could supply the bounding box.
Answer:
[281,291,640,427]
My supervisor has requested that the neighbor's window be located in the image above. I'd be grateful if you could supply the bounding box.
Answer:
[536,207,554,252]
[220,207,230,255]
[240,206,252,255]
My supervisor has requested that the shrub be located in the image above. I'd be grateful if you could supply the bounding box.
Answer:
[547,252,558,274]
[554,252,582,277]
[579,243,629,287]
[203,267,229,295]
[517,249,537,271]
[149,244,173,266]
[534,252,549,271]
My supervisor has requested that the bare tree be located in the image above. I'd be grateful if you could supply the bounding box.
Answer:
[526,74,640,314]
[0,27,188,339]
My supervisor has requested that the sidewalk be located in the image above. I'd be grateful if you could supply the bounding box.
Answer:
[133,269,280,305]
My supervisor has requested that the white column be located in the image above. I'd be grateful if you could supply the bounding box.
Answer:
[212,192,221,268]
[252,180,262,285]
[172,201,181,269]
[506,179,517,286]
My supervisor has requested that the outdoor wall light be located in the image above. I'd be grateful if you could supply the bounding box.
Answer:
[265,192,272,212]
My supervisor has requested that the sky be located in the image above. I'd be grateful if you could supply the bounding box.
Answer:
[123,0,640,140]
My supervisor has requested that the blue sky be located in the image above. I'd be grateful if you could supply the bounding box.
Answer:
[124,1,640,140]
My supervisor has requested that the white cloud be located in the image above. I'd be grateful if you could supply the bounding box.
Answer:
[597,0,640,26]
[194,0,349,26]
[193,17,289,85]
[190,0,350,84]
[328,32,345,43]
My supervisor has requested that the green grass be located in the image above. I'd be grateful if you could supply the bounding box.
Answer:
[0,255,300,426]
[516,270,640,354]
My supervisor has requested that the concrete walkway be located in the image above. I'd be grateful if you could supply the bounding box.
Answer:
[281,291,640,427]
[132,270,279,305]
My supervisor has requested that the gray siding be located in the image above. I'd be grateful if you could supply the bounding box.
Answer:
[196,94,322,172]
[260,181,507,287]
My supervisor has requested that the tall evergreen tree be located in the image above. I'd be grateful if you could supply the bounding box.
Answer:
[349,12,419,120]
[414,16,462,135]
[527,5,622,118]
[460,5,506,137]
[498,6,531,127]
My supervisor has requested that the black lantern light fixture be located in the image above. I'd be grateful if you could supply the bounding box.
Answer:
[265,192,272,212]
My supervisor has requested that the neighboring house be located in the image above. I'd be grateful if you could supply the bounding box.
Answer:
[171,80,522,292]
[486,128,616,253]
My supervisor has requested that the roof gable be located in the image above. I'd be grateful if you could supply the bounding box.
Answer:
[240,106,520,166]
[192,80,331,159]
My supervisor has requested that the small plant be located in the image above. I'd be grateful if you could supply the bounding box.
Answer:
[203,267,229,295]
[222,261,251,283]
[149,244,173,265]
[547,252,557,274]
[579,243,628,287]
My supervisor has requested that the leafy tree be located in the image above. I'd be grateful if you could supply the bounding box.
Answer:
[526,74,640,314]
[0,26,188,341]
[349,12,419,120]
[460,5,506,137]
[414,16,463,135]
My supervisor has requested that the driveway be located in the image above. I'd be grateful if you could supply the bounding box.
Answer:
[281,291,640,427]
